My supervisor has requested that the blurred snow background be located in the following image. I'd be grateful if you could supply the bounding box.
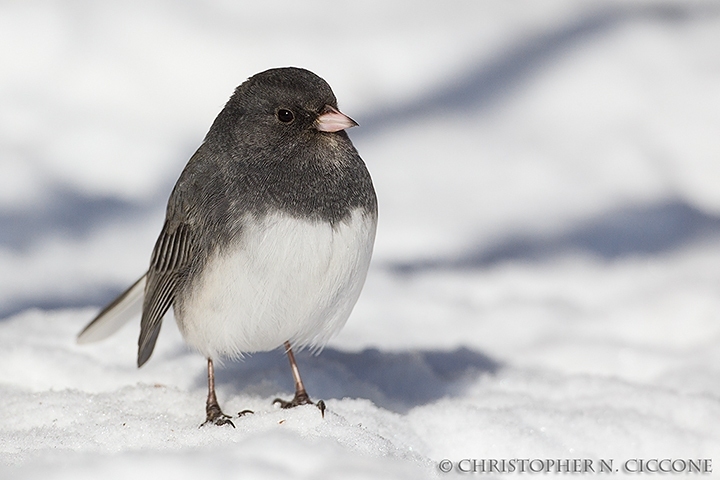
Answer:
[2,0,720,478]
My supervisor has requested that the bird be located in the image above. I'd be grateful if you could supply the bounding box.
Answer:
[77,67,377,427]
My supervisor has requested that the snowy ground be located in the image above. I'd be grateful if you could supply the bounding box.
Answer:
[2,1,720,478]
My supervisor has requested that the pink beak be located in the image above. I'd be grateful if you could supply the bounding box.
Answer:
[315,105,358,132]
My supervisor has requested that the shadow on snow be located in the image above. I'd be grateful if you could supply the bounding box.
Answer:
[390,199,720,273]
[210,346,500,413]
[355,2,719,136]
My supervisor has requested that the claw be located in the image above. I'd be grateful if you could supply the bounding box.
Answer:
[273,392,326,418]
[201,410,235,428]
[273,390,313,408]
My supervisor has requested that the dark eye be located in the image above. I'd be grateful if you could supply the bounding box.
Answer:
[277,109,294,123]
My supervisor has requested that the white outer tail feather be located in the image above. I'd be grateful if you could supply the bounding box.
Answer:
[77,275,146,344]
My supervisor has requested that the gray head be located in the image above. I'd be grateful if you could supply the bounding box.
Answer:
[206,67,356,155]
[235,67,339,116]
[177,67,374,226]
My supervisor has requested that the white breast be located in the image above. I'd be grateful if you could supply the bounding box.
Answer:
[174,208,376,359]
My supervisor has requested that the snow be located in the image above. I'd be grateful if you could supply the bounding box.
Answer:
[2,0,720,478]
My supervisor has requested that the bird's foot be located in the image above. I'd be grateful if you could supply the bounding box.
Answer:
[201,402,236,428]
[273,392,326,418]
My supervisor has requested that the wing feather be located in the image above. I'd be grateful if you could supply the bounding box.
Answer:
[137,222,195,367]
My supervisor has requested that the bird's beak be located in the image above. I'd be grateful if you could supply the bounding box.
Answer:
[315,105,358,132]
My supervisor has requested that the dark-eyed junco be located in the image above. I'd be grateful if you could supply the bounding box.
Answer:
[77,67,377,426]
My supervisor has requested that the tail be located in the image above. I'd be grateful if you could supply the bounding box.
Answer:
[77,275,147,344]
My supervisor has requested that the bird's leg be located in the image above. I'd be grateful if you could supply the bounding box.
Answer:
[273,341,326,417]
[284,341,311,404]
[201,357,236,427]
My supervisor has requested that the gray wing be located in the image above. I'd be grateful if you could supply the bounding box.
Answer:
[137,220,195,367]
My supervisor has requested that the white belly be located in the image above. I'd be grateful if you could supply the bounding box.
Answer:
[175,208,376,359]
